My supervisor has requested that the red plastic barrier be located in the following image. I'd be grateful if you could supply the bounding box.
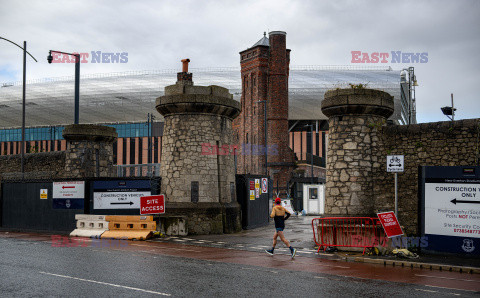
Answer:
[312,217,386,255]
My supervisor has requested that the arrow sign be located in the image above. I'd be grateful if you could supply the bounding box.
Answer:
[111,201,134,205]
[389,163,401,167]
[451,199,480,205]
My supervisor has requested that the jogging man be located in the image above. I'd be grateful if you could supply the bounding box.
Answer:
[265,197,296,258]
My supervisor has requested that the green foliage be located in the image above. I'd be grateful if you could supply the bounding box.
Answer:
[367,119,386,131]
[349,83,368,89]
[415,142,423,148]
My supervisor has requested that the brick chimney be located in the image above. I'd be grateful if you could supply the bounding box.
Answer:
[177,58,193,85]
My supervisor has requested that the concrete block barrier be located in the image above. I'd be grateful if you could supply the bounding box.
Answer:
[101,215,156,240]
[70,214,109,238]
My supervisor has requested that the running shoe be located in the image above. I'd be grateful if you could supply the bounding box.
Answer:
[291,248,297,258]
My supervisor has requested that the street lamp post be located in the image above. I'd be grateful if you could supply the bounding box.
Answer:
[0,37,38,178]
[47,50,80,124]
[257,100,268,176]
[441,93,456,121]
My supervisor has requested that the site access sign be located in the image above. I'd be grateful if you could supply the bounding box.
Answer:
[377,211,404,238]
[140,195,165,215]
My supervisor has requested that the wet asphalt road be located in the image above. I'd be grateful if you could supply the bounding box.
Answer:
[1,233,479,297]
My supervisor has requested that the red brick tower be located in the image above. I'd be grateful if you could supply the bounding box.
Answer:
[234,31,295,196]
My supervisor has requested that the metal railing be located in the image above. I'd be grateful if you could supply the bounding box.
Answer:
[116,163,161,177]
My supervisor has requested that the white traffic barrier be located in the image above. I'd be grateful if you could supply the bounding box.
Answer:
[70,214,109,238]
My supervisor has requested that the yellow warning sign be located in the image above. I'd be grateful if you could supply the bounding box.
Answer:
[249,190,255,200]
[40,189,48,200]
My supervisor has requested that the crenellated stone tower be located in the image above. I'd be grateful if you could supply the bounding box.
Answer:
[156,60,242,234]
[321,88,394,216]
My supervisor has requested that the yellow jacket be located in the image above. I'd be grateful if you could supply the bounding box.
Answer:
[270,205,290,218]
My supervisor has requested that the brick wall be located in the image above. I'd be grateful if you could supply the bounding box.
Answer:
[235,31,295,195]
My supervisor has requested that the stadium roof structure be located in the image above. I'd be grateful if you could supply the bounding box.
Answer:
[0,65,403,129]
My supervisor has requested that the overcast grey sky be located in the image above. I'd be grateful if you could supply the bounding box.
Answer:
[1,0,479,123]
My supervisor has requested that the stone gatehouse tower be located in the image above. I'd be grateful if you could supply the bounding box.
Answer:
[321,88,394,217]
[156,61,242,234]
[234,31,295,196]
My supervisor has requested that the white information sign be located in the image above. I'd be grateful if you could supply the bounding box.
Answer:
[53,181,85,199]
[387,155,404,172]
[425,183,480,238]
[94,191,151,209]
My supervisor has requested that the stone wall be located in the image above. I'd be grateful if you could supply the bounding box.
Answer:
[373,119,480,234]
[161,113,236,203]
[0,124,117,180]
[0,151,66,180]
[322,88,480,235]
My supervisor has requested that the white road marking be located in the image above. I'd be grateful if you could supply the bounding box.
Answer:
[39,272,170,296]
[415,289,438,293]
[314,276,326,279]
[240,267,278,274]
[425,284,478,293]
[415,274,479,283]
